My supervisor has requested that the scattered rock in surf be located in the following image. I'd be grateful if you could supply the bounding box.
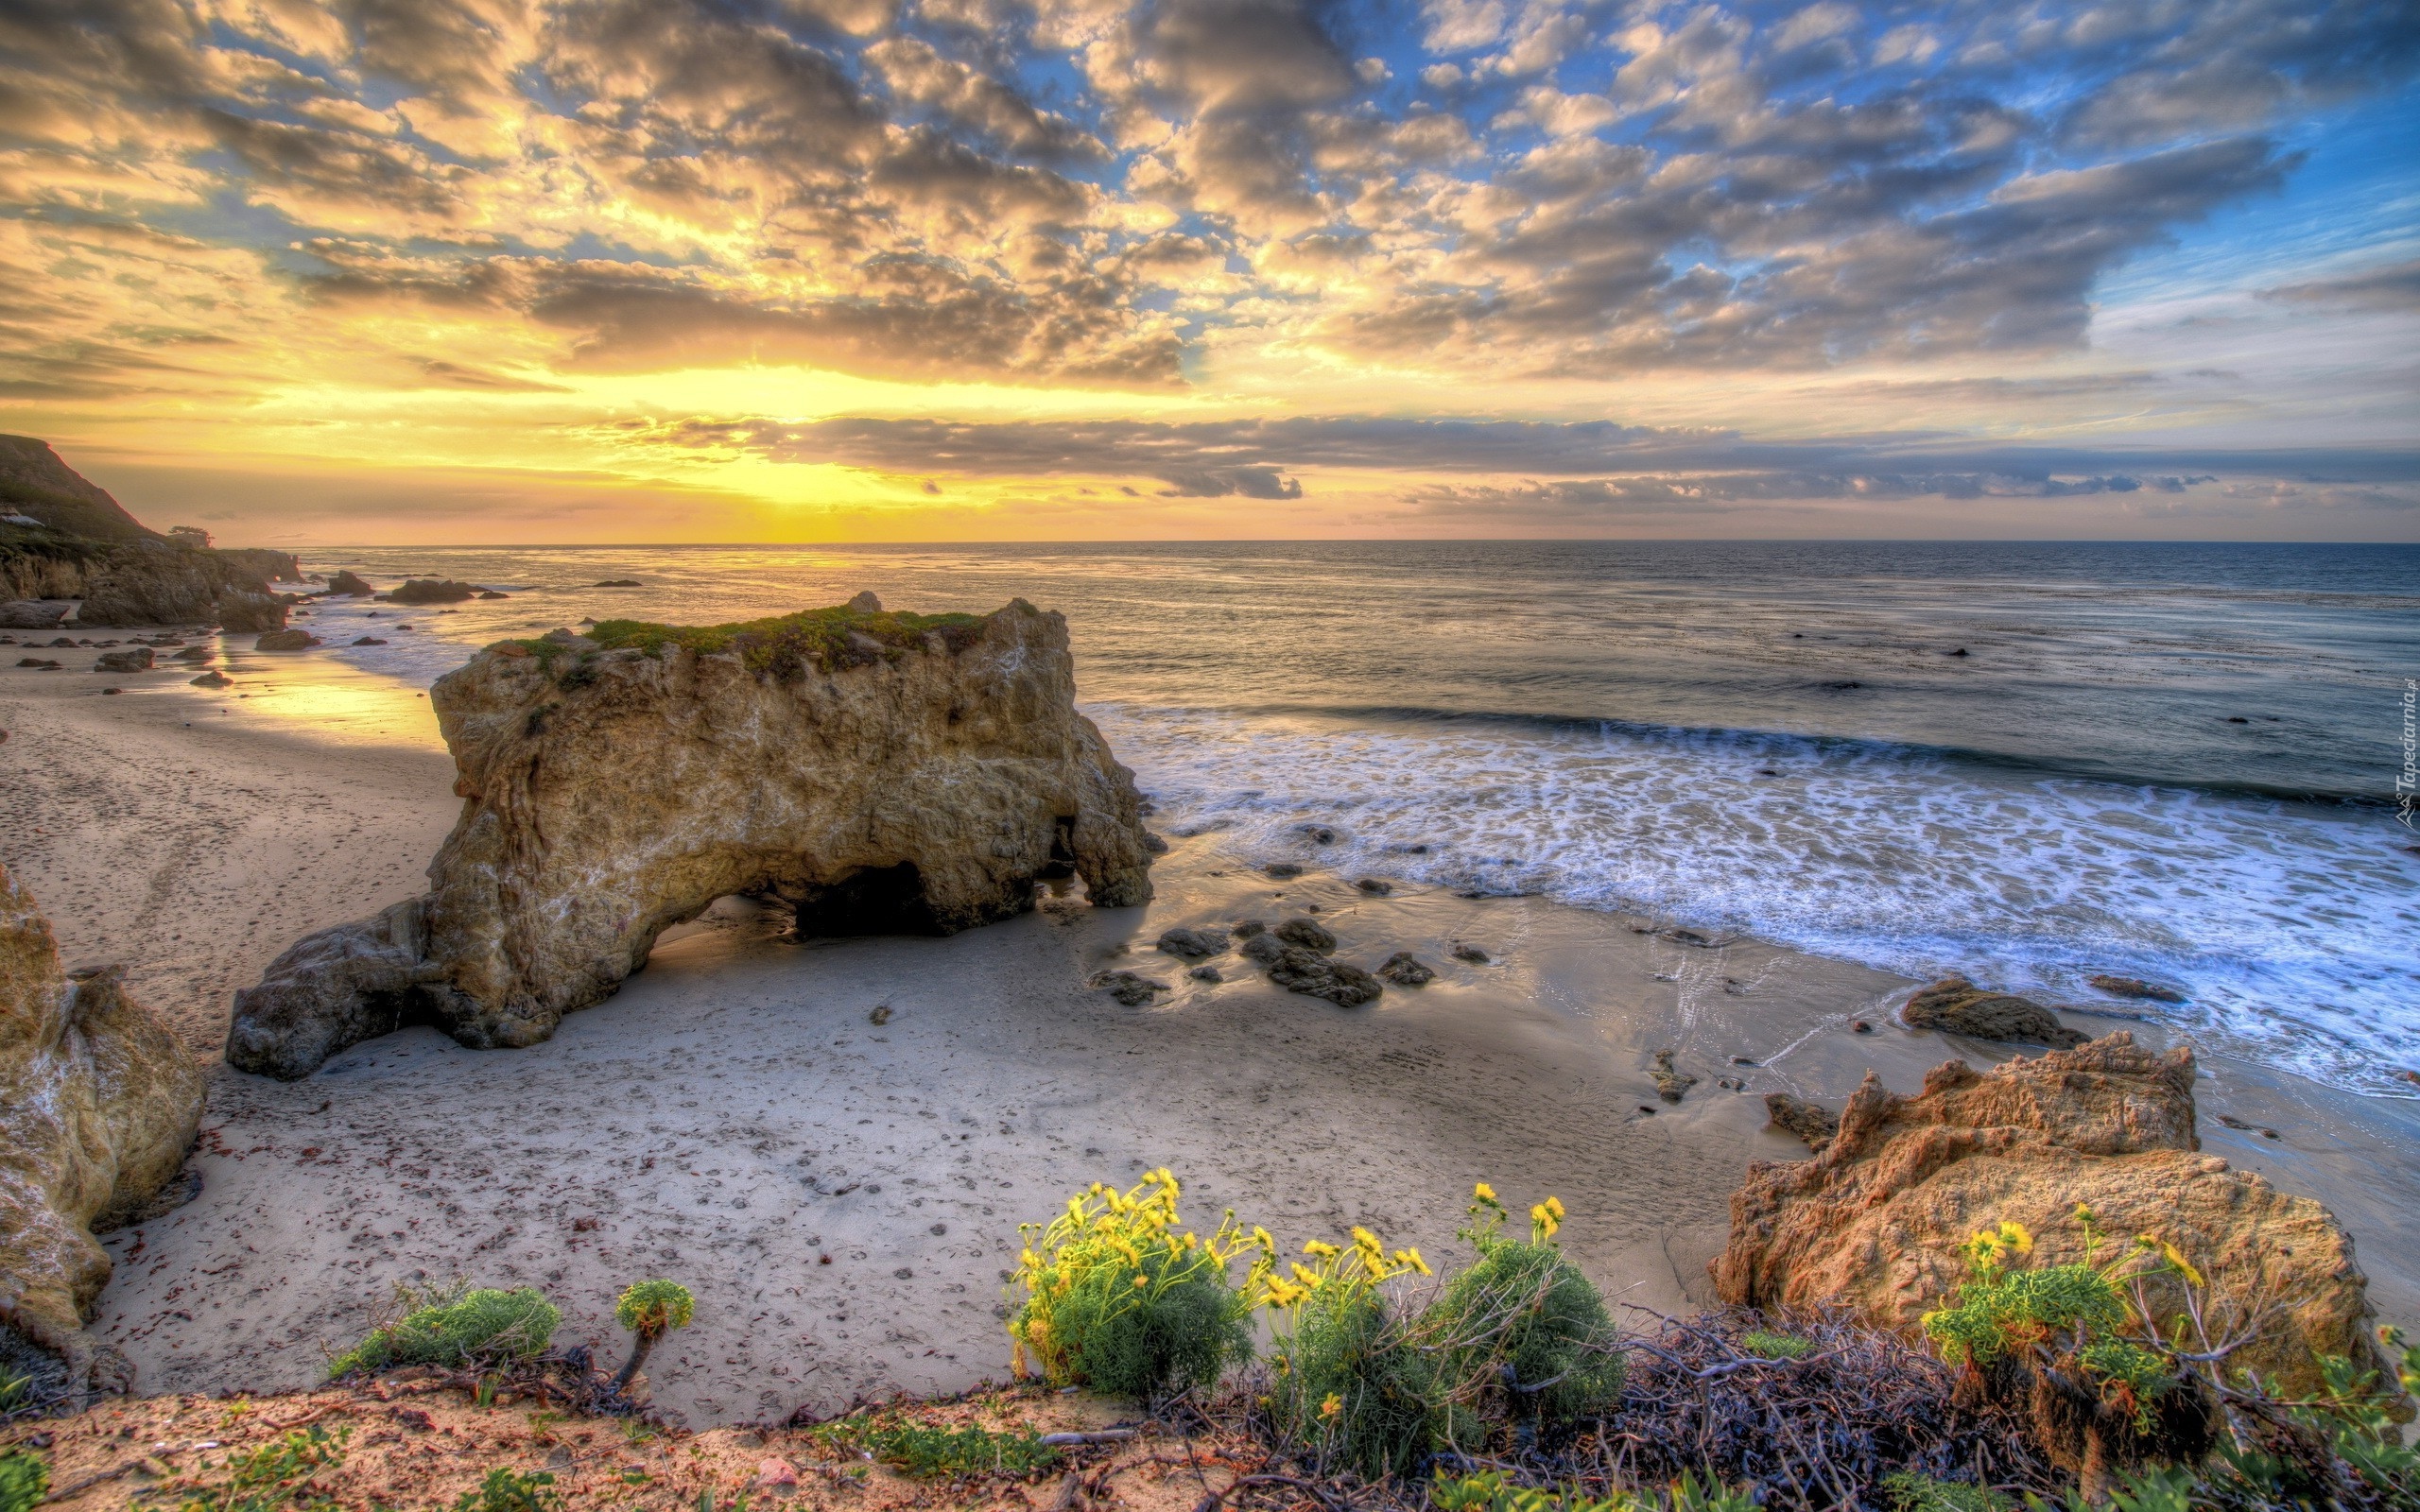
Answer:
[1089,971,1167,1006]
[2217,1113,2281,1140]
[1355,877,1393,895]
[172,645,212,662]
[1450,943,1490,964]
[868,1005,891,1025]
[1240,932,1286,965]
[17,658,60,668]
[594,578,643,588]
[323,570,374,596]
[2226,715,2249,724]
[1263,862,1304,879]
[2087,973,2187,1004]
[1851,1020,1874,1033]
[1266,945,1383,1007]
[478,590,510,599]
[189,670,231,688]
[1376,952,1435,986]
[1154,927,1225,959]
[1188,964,1222,983]
[1823,680,1862,690]
[846,591,882,612]
[1947,647,1969,657]
[1274,917,1336,953]
[1659,926,1738,948]
[1387,842,1430,854]
[93,648,152,672]
[1231,919,1267,938]
[351,636,388,646]
[100,686,121,694]
[1900,973,2087,1048]
[1651,1048,1698,1104]
[385,578,481,604]
[254,628,320,651]
[1765,1092,1839,1151]
[1731,1056,1759,1066]
[1297,824,1337,843]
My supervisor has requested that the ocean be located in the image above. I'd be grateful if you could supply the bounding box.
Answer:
[278,541,2420,1094]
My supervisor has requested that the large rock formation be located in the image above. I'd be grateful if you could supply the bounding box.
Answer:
[0,864,206,1401]
[229,599,1158,1078]
[75,542,299,627]
[1713,1034,2390,1404]
[0,435,151,541]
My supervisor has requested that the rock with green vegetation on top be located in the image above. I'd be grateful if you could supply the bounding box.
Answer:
[228,598,1159,1077]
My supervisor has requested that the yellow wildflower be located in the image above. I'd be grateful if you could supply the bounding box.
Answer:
[1320,1393,1342,1420]
[2160,1242,2206,1289]
[1474,1182,1497,1202]
[1133,1273,1150,1289]
[1304,1240,1340,1259]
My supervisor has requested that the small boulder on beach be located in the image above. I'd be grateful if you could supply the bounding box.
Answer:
[1240,932,1287,965]
[1900,973,2087,1048]
[1266,946,1383,1007]
[1764,1092,1840,1150]
[1263,862,1304,879]
[1088,970,1167,1005]
[172,645,212,662]
[1375,952,1435,986]
[93,648,152,673]
[1354,877,1393,895]
[254,628,320,651]
[1450,943,1489,964]
[1231,919,1267,938]
[1187,964,1222,983]
[1154,927,1225,959]
[2086,973,2187,1004]
[189,670,232,688]
[1651,1048,1699,1104]
[1274,917,1337,953]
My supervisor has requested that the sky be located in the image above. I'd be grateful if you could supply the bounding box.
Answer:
[1,0,2416,543]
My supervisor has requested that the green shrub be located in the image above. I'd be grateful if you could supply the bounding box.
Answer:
[1737,1330,1811,1361]
[809,1416,1063,1479]
[1009,1169,1266,1403]
[178,1426,347,1512]
[1878,1470,2014,1512]
[451,1468,562,1512]
[611,1280,695,1392]
[1264,1262,1439,1479]
[494,605,985,679]
[0,1451,47,1512]
[327,1285,559,1379]
[1432,1469,1753,1512]
[1425,1189,1623,1440]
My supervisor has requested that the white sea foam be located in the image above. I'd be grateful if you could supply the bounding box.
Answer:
[1092,703,2420,1094]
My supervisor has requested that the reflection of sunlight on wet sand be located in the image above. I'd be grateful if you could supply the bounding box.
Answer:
[171,641,445,752]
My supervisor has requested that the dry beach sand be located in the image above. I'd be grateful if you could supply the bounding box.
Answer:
[4,644,2415,1428]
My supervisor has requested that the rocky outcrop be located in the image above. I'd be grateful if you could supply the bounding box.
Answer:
[1899,974,2085,1047]
[1,600,70,628]
[323,571,374,596]
[216,592,287,632]
[386,578,479,604]
[1712,1034,2391,1404]
[228,599,1159,1078]
[0,436,151,542]
[0,864,207,1400]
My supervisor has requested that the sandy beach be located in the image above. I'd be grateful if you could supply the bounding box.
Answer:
[4,645,2415,1428]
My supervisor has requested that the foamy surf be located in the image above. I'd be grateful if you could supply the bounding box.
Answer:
[1092,703,2420,1095]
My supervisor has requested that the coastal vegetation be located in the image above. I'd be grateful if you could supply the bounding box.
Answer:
[492,604,985,677]
[325,1286,560,1380]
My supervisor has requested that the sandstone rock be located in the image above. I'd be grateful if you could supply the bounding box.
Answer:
[2086,974,2187,1004]
[846,591,881,611]
[254,628,320,651]
[1763,1092,1839,1150]
[323,570,374,596]
[1154,927,1224,959]
[1900,974,2086,1047]
[216,592,287,633]
[189,671,231,688]
[1375,952,1435,986]
[1266,945,1383,1006]
[93,648,152,673]
[228,599,1157,1077]
[0,601,68,629]
[70,542,300,627]
[386,579,479,604]
[1712,1033,2393,1406]
[1274,917,1336,953]
[0,864,206,1400]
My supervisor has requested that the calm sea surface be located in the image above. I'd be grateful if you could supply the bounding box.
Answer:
[289,541,2420,1093]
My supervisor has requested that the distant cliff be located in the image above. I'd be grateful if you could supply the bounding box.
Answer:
[0,435,300,625]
